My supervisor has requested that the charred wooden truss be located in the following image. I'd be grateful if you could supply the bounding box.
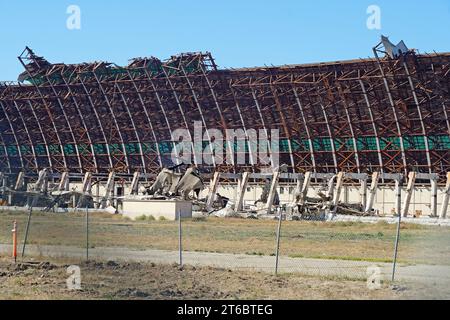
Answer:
[0,45,449,179]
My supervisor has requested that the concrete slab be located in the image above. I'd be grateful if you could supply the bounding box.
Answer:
[121,199,192,221]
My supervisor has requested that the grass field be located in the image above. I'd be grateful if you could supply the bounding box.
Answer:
[0,257,439,300]
[0,210,449,265]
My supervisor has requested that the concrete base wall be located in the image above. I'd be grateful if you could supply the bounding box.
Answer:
[21,181,450,218]
[121,200,192,221]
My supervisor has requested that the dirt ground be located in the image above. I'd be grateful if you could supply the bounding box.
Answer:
[0,210,449,265]
[0,256,437,300]
[1,210,449,299]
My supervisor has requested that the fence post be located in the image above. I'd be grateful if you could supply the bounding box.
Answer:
[86,205,89,261]
[275,207,283,276]
[22,196,37,258]
[178,209,183,268]
[12,220,17,264]
[392,179,402,282]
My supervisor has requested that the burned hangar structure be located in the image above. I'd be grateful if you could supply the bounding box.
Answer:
[0,37,449,180]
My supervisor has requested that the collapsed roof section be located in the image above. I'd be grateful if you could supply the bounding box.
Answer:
[375,35,411,59]
[17,47,218,86]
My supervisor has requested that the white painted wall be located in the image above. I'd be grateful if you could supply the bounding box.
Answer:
[121,200,192,220]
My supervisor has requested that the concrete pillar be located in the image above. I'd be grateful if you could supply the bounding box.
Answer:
[130,172,140,195]
[206,172,221,211]
[326,175,337,199]
[360,178,367,209]
[402,172,417,218]
[77,172,92,208]
[35,169,48,193]
[332,172,345,206]
[430,177,438,217]
[14,172,25,190]
[58,172,69,191]
[100,172,115,209]
[235,172,250,212]
[291,175,304,206]
[440,173,450,219]
[365,172,379,213]
[395,178,402,217]
[298,172,312,205]
[266,171,281,214]
[0,172,5,206]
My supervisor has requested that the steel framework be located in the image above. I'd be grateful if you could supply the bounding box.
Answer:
[0,46,449,179]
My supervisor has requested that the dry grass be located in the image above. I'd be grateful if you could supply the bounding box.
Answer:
[0,256,434,300]
[0,210,449,265]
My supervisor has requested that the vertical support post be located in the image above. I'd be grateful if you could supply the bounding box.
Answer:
[77,172,92,209]
[430,176,438,217]
[0,172,4,200]
[326,175,336,200]
[266,171,281,214]
[22,195,38,257]
[365,172,380,213]
[178,209,183,268]
[235,172,250,212]
[440,173,450,219]
[12,220,17,264]
[100,172,115,209]
[298,172,312,205]
[274,207,283,276]
[395,178,402,218]
[58,172,69,191]
[291,175,304,206]
[130,171,140,196]
[11,172,25,205]
[0,172,6,206]
[360,177,368,210]
[332,172,345,207]
[35,169,48,193]
[206,172,221,211]
[14,172,25,190]
[402,172,417,218]
[86,205,89,261]
[95,180,100,209]
[392,202,402,283]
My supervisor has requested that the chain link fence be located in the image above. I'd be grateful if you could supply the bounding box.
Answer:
[1,207,450,298]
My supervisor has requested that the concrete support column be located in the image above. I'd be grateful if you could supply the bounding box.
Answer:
[332,172,345,206]
[395,178,402,217]
[266,171,281,214]
[365,172,380,214]
[77,172,92,208]
[298,172,312,205]
[206,172,221,211]
[360,178,368,209]
[291,175,304,206]
[100,172,115,209]
[235,172,250,212]
[402,172,417,218]
[58,172,69,191]
[35,169,48,193]
[95,180,100,209]
[14,172,25,190]
[440,173,450,219]
[130,172,140,196]
[326,175,337,199]
[430,177,438,217]
[0,172,5,205]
